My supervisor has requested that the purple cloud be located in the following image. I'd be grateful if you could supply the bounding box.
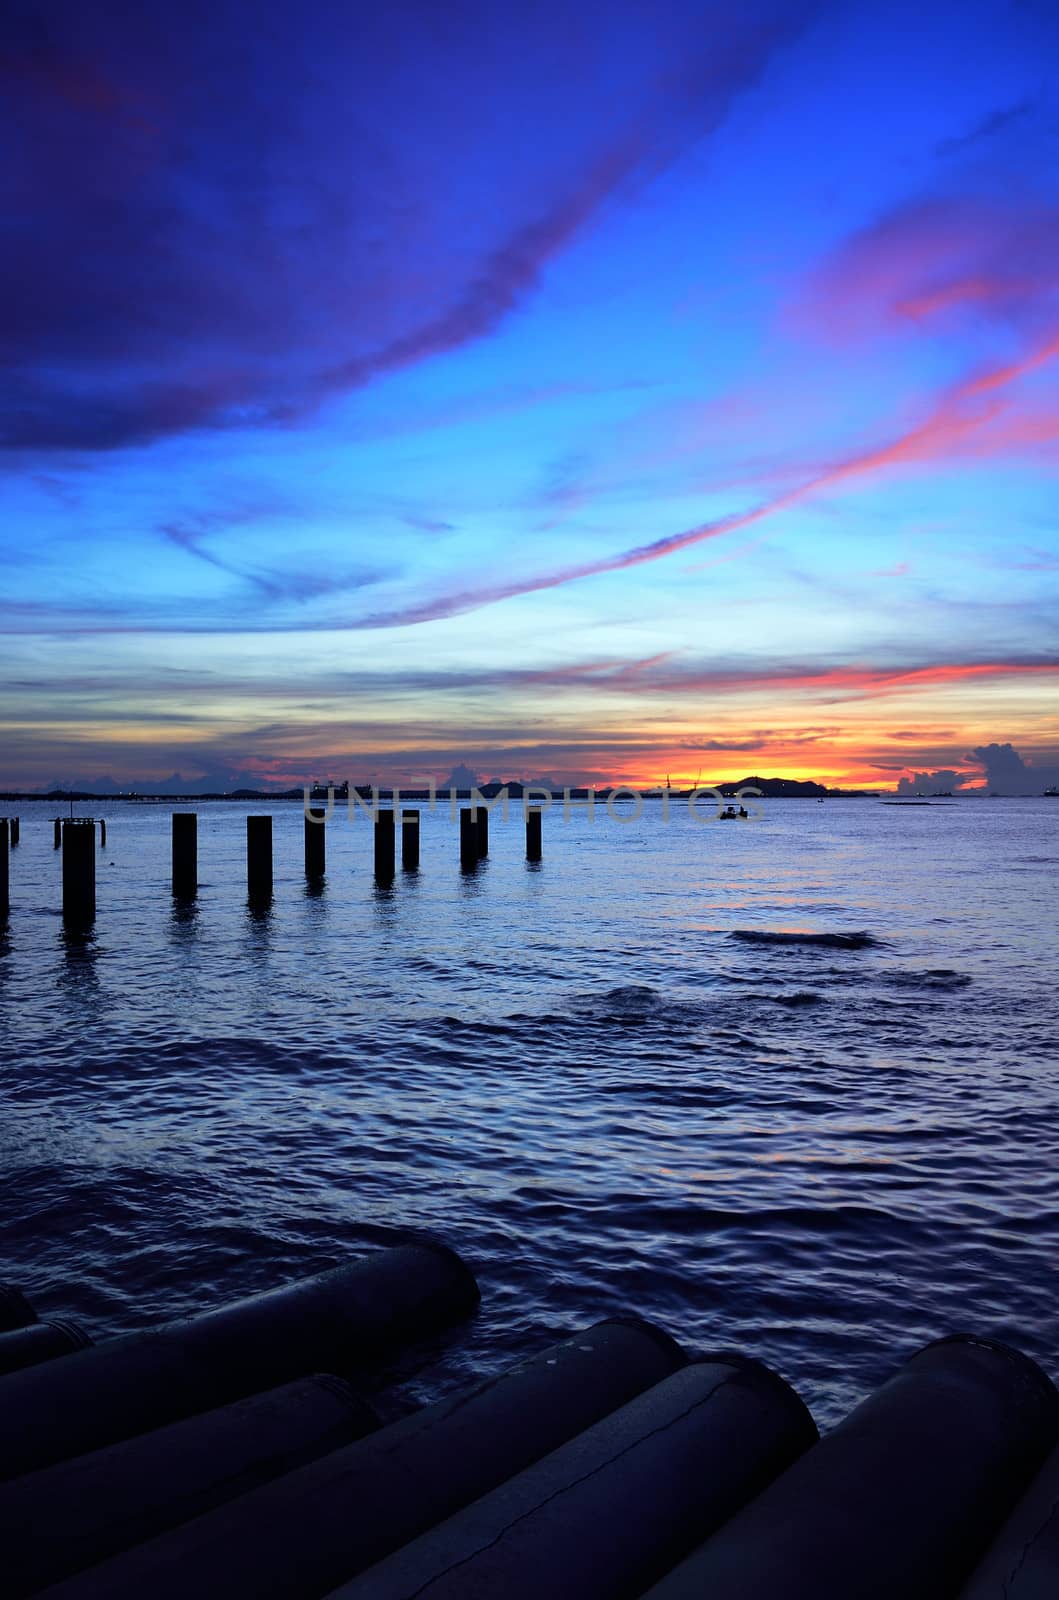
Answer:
[1,0,817,453]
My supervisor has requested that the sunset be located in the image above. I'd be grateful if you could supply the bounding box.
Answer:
[3,0,1057,793]
[2,6,1059,1596]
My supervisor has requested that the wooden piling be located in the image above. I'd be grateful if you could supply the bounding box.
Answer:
[53,818,61,849]
[374,809,395,881]
[526,807,542,861]
[0,820,8,914]
[459,808,478,870]
[475,804,488,858]
[10,817,18,846]
[172,814,197,898]
[62,820,96,922]
[305,809,326,880]
[99,819,107,848]
[246,816,272,899]
[401,810,420,871]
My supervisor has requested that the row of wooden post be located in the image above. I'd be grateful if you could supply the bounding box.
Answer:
[1,816,99,923]
[0,807,544,922]
[238,804,542,898]
[50,817,106,850]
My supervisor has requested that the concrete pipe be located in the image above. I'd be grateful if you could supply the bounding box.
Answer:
[0,1242,478,1481]
[640,1334,1059,1600]
[958,1440,1059,1599]
[0,1319,91,1377]
[326,1354,816,1600]
[0,1282,36,1333]
[34,1320,686,1600]
[0,1373,377,1597]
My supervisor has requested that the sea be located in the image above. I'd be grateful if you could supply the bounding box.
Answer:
[0,793,1056,1427]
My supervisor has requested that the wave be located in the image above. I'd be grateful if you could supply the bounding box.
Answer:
[881,968,971,990]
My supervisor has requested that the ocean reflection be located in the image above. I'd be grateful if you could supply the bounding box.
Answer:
[0,798,1056,1429]
[57,923,102,993]
[171,896,199,933]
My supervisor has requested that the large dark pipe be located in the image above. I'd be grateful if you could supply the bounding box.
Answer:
[958,1441,1059,1598]
[640,1335,1059,1600]
[0,1282,37,1332]
[38,1320,687,1600]
[0,1374,378,1597]
[327,1355,816,1600]
[0,1319,91,1378]
[0,1242,477,1482]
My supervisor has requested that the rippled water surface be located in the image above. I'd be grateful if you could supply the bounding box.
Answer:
[1,796,1057,1425]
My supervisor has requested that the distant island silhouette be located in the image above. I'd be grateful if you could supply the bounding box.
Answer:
[0,775,884,802]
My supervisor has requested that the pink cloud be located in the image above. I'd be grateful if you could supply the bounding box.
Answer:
[795,196,1059,342]
[355,322,1059,629]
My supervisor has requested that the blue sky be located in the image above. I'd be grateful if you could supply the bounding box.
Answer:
[2,0,1057,790]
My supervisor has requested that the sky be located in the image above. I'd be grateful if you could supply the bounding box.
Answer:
[2,0,1058,793]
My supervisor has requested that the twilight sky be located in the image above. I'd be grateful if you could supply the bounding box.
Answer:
[2,0,1058,792]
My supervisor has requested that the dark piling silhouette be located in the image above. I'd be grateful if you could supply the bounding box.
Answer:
[246,816,272,900]
[374,809,395,882]
[304,808,326,881]
[459,807,478,870]
[61,820,96,923]
[526,806,542,860]
[171,813,197,898]
[401,809,420,870]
